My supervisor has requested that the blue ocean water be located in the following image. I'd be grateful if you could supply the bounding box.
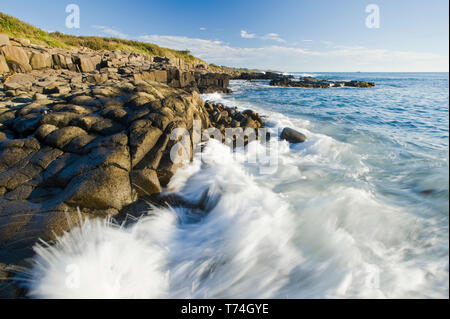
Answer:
[29,73,449,298]
[227,73,449,214]
[200,72,449,297]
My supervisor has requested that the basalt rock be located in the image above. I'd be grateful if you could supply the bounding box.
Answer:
[0,73,213,262]
[0,45,32,72]
[280,127,307,143]
[270,76,375,88]
[234,71,292,81]
[0,54,9,74]
[0,34,10,46]
[0,34,241,266]
[0,34,234,94]
[195,72,231,93]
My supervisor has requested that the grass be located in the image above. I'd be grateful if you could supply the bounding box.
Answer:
[0,12,203,64]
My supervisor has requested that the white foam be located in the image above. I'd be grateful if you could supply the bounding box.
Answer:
[28,139,448,298]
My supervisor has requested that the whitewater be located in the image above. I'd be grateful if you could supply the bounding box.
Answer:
[27,73,449,299]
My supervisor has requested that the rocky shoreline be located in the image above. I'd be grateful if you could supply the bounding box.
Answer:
[0,33,232,93]
[0,33,272,293]
[0,31,348,298]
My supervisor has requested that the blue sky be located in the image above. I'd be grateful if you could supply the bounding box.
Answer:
[1,0,448,71]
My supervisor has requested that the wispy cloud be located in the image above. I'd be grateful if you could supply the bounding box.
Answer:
[200,27,207,31]
[138,34,448,72]
[139,35,224,52]
[241,30,285,43]
[92,25,128,39]
[240,30,256,39]
[261,33,285,43]
[302,39,313,43]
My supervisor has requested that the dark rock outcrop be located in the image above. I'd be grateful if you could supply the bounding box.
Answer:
[0,263,19,298]
[234,71,292,81]
[0,70,214,259]
[280,127,307,143]
[195,73,231,93]
[232,70,375,89]
[270,76,375,88]
[0,33,259,272]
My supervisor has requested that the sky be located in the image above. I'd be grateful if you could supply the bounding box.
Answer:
[1,0,448,72]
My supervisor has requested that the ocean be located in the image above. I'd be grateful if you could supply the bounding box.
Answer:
[29,73,449,298]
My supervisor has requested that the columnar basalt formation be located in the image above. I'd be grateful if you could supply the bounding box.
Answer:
[0,33,232,93]
[0,33,241,260]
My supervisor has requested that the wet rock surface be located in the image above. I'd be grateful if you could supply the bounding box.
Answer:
[280,127,307,143]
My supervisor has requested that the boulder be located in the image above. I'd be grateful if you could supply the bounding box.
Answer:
[129,120,163,167]
[90,118,125,135]
[195,73,230,93]
[3,73,33,91]
[280,127,307,143]
[45,126,88,149]
[52,54,75,71]
[35,124,59,141]
[11,113,42,135]
[0,45,32,72]
[74,55,100,73]
[15,38,31,47]
[64,165,134,211]
[86,73,108,84]
[0,33,10,46]
[130,168,162,196]
[153,70,168,83]
[30,52,52,70]
[0,54,9,73]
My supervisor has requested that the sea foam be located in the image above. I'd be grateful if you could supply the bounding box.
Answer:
[28,137,448,298]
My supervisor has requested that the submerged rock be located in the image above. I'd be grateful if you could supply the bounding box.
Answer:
[280,127,307,143]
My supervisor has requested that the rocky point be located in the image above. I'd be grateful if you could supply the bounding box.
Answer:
[0,33,267,269]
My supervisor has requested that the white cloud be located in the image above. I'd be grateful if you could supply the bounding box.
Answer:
[138,34,448,72]
[240,30,256,39]
[139,35,224,53]
[200,27,207,31]
[241,30,285,43]
[302,39,313,43]
[92,25,128,39]
[261,33,285,43]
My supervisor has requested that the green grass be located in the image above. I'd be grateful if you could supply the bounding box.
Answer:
[0,12,203,64]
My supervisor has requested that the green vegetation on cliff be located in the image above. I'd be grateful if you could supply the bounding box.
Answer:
[0,12,203,64]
